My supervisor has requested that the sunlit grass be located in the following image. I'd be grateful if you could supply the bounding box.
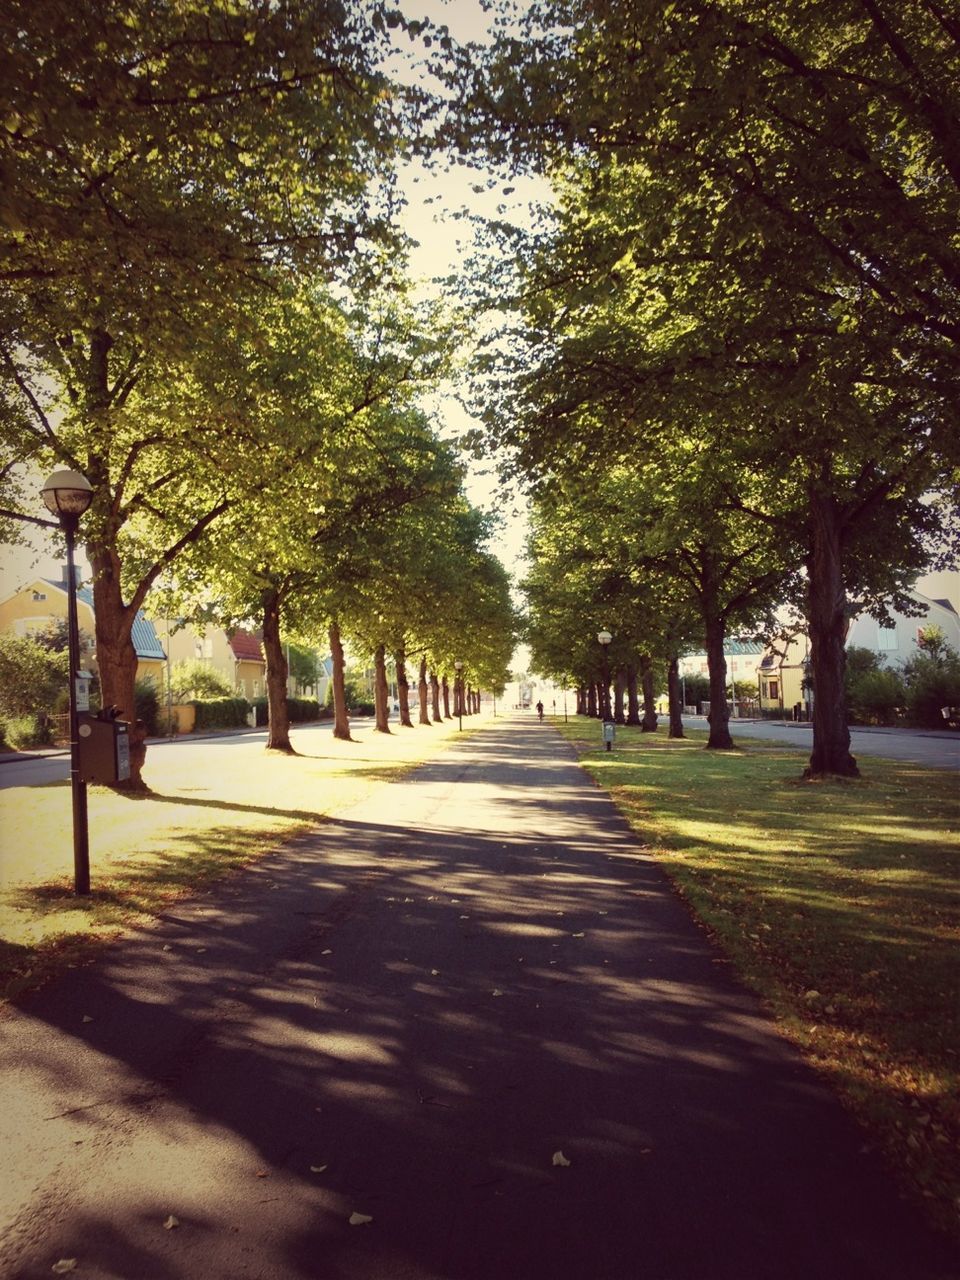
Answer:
[555,718,960,1240]
[0,717,475,1000]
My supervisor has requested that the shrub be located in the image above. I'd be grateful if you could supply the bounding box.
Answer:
[135,677,161,736]
[0,712,53,749]
[0,632,67,717]
[190,697,251,730]
[170,659,234,701]
[902,649,960,728]
[847,668,905,725]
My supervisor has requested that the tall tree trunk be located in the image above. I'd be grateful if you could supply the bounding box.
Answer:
[442,675,451,718]
[626,665,641,726]
[329,620,352,741]
[806,491,859,776]
[704,614,734,749]
[418,657,431,725]
[262,584,293,752]
[599,673,611,720]
[373,642,391,734]
[587,683,597,717]
[576,685,586,716]
[667,653,684,739]
[430,670,441,721]
[89,544,147,790]
[614,668,626,723]
[394,643,414,727]
[640,655,658,732]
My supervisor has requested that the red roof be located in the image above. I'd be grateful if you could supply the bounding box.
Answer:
[228,629,265,663]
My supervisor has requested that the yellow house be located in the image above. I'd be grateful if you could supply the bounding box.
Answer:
[0,569,167,685]
[757,634,809,718]
[156,618,266,700]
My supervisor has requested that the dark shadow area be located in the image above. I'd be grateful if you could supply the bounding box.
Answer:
[2,717,955,1280]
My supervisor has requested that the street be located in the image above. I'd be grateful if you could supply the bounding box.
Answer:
[1,716,953,1280]
[2,715,956,792]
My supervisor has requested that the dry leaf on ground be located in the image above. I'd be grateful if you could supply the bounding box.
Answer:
[552,1151,572,1167]
[349,1212,373,1226]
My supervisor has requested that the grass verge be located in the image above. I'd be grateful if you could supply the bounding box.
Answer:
[556,718,959,1241]
[0,717,474,1003]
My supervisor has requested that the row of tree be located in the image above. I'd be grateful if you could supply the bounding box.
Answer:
[1,2,516,788]
[445,0,959,776]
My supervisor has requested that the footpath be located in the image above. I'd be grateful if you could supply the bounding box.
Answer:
[1,715,955,1279]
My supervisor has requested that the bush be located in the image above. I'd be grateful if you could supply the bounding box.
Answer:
[0,632,67,718]
[0,712,53,749]
[847,668,905,725]
[135,677,161,736]
[170,659,234,701]
[190,697,251,730]
[902,650,960,728]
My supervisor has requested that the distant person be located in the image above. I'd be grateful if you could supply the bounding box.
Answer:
[536,700,544,722]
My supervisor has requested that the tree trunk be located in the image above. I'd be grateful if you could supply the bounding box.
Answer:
[418,657,431,725]
[640,655,658,732]
[394,644,414,727]
[329,620,352,741]
[262,584,293,752]
[806,491,859,777]
[704,615,734,749]
[586,683,597,717]
[430,670,441,721]
[373,642,391,734]
[89,543,148,790]
[667,653,684,739]
[442,675,451,718]
[614,668,626,723]
[626,665,641,726]
[576,685,586,716]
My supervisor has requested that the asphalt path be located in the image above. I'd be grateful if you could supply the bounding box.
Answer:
[1,716,956,1279]
[713,717,960,770]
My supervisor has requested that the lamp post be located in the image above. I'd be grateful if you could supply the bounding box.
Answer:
[454,660,463,732]
[41,469,94,896]
[597,629,612,720]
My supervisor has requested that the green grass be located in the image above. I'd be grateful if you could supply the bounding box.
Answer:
[556,718,960,1241]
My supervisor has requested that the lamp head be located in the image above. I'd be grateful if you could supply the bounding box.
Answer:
[454,660,463,671]
[597,629,612,646]
[42,470,93,519]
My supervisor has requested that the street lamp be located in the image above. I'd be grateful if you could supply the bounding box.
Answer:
[454,660,463,732]
[597,629,612,721]
[41,469,94,896]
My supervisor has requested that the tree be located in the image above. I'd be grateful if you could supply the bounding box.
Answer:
[1,0,406,785]
[451,0,960,774]
[0,631,67,717]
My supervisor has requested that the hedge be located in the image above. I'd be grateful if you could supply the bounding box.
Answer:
[249,697,322,726]
[189,697,251,729]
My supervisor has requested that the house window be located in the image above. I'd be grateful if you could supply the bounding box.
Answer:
[32,591,46,601]
[878,625,897,651]
[768,680,778,700]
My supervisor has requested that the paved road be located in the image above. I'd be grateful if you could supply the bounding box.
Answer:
[713,717,960,770]
[4,715,956,791]
[1,717,955,1279]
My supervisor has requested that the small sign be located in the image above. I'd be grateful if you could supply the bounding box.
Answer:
[115,728,131,782]
[75,677,90,712]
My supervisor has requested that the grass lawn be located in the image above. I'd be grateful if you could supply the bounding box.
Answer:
[556,718,959,1241]
[0,716,473,1003]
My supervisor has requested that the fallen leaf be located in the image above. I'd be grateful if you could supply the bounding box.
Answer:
[552,1151,571,1167]
[81,1015,93,1024]
[51,1262,77,1275]
[349,1212,373,1226]
[321,949,333,956]
[309,1165,328,1173]
[572,932,585,938]
[162,1215,179,1230]
[162,945,172,952]
[804,990,820,1002]
[255,1170,269,1178]
[491,989,504,997]
[430,969,440,976]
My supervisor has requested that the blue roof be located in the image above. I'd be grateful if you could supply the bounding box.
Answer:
[45,580,166,660]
